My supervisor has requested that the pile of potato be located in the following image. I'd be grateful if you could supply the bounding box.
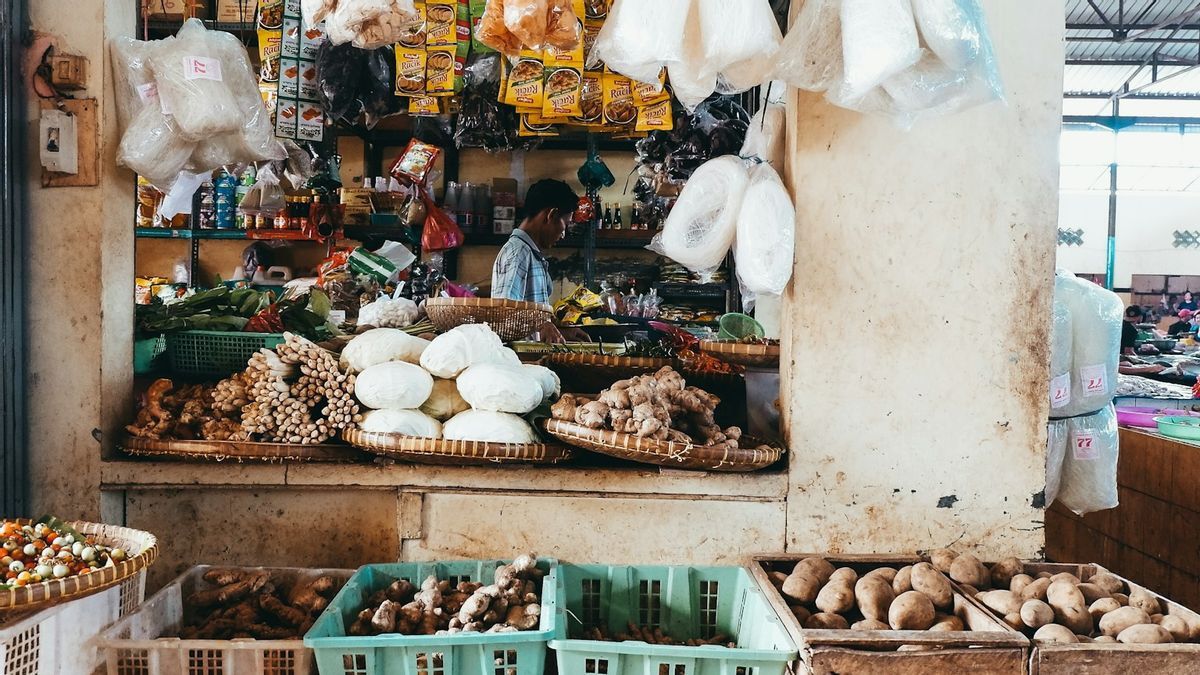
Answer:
[926,549,1200,645]
[767,557,970,632]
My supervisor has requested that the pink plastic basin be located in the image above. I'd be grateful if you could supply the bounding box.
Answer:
[1117,406,1200,428]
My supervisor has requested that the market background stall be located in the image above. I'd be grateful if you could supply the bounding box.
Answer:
[18,0,1064,599]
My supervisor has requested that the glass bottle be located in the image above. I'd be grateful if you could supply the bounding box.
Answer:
[197,181,216,230]
[614,203,623,230]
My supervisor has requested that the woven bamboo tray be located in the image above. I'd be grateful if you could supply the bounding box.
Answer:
[343,428,574,466]
[120,436,365,463]
[424,297,553,342]
[542,353,671,377]
[542,419,783,472]
[0,520,157,615]
[698,340,781,368]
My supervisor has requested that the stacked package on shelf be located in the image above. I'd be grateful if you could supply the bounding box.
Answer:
[1046,270,1124,516]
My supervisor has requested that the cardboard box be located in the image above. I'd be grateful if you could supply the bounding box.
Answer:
[142,0,206,20]
[215,0,256,22]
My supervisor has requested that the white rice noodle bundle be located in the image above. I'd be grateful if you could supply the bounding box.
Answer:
[839,0,921,100]
[652,156,748,281]
[734,163,795,306]
[591,0,691,85]
[698,0,782,95]
[147,20,242,140]
[771,0,843,92]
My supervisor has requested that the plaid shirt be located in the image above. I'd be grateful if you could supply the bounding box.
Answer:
[491,229,552,304]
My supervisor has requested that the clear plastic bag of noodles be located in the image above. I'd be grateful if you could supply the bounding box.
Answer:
[209,29,286,162]
[911,0,982,71]
[697,0,781,94]
[734,162,794,310]
[110,37,156,133]
[1055,270,1122,418]
[118,105,197,192]
[591,0,691,86]
[1059,405,1119,516]
[771,0,842,92]
[740,99,785,170]
[840,0,921,100]
[1045,419,1069,507]
[649,155,747,282]
[664,0,712,111]
[1049,272,1074,414]
[148,19,244,140]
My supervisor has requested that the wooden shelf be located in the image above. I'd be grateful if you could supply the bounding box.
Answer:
[135,228,326,242]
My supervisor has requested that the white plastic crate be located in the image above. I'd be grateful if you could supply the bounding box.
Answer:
[0,569,146,675]
[96,566,352,675]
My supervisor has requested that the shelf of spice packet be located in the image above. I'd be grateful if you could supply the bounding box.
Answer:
[134,228,326,242]
[653,282,729,299]
[462,232,655,250]
[144,20,258,35]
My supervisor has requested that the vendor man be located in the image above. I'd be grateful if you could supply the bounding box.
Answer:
[491,179,585,342]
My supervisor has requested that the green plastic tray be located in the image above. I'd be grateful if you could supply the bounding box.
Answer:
[549,565,797,675]
[165,330,285,377]
[1155,415,1200,441]
[304,559,561,675]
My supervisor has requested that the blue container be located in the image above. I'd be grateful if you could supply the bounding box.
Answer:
[305,559,561,675]
[550,565,797,675]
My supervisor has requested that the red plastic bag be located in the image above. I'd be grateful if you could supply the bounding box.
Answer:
[420,188,464,252]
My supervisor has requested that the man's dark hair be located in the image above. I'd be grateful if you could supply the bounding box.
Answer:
[1126,305,1145,320]
[524,179,578,218]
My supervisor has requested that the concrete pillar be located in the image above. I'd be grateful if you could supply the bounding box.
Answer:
[782,0,1064,558]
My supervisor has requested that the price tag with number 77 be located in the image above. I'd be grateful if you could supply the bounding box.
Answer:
[1073,431,1099,460]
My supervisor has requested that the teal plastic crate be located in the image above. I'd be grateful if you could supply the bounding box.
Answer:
[133,335,167,375]
[166,330,285,377]
[550,565,797,675]
[304,559,561,675]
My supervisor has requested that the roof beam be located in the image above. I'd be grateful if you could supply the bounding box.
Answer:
[1067,34,1200,43]
[1086,0,1117,31]
[1066,22,1200,31]
[1066,91,1200,100]
[1067,56,1199,65]
[1124,2,1200,42]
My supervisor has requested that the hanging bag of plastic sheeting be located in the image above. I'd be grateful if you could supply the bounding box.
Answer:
[664,0,713,112]
[591,0,691,86]
[1045,419,1069,507]
[740,100,785,170]
[734,163,794,309]
[839,0,921,100]
[1058,405,1120,516]
[110,37,157,134]
[881,53,970,113]
[696,0,782,94]
[649,155,747,281]
[148,20,243,140]
[771,0,842,92]
[1055,271,1122,419]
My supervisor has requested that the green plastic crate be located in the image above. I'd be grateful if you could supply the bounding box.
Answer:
[165,330,285,377]
[304,559,561,675]
[550,565,797,675]
[133,335,167,375]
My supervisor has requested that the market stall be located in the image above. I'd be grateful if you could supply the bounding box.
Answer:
[10,0,1165,673]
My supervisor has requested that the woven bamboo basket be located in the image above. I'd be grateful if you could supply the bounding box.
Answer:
[343,428,574,466]
[542,353,672,378]
[423,297,553,341]
[120,436,364,463]
[0,520,157,614]
[542,419,783,472]
[698,340,781,368]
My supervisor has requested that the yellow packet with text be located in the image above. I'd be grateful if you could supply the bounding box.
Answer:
[395,47,428,95]
[570,70,604,126]
[503,51,545,108]
[425,0,457,46]
[632,72,669,106]
[425,46,456,95]
[409,96,442,115]
[601,72,635,127]
[635,98,674,132]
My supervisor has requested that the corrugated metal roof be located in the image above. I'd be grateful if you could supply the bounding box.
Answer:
[1065,0,1200,98]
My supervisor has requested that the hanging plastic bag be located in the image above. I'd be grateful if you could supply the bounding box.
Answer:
[302,0,339,27]
[697,0,781,94]
[734,163,794,307]
[1049,274,1074,412]
[148,20,243,140]
[911,0,982,71]
[117,106,197,192]
[209,30,286,162]
[237,163,286,220]
[839,0,922,100]
[1045,419,1069,507]
[740,100,785,169]
[771,0,843,92]
[110,37,156,133]
[592,0,691,85]
[501,0,581,52]
[1058,405,1119,516]
[1055,270,1122,418]
[420,190,465,252]
[649,155,747,281]
[665,0,713,111]
[477,0,525,55]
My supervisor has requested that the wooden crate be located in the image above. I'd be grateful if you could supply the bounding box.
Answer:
[750,555,1029,675]
[990,562,1200,675]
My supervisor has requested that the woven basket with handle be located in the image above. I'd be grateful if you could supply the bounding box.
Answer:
[0,520,157,614]
[343,428,573,466]
[542,419,783,472]
[424,297,553,342]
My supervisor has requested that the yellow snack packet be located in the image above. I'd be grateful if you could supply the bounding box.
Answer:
[425,46,456,95]
[503,51,545,109]
[518,113,560,137]
[601,72,635,127]
[425,0,457,46]
[399,1,428,49]
[635,98,674,132]
[395,48,428,95]
[570,70,604,126]
[632,72,669,107]
[409,96,443,115]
